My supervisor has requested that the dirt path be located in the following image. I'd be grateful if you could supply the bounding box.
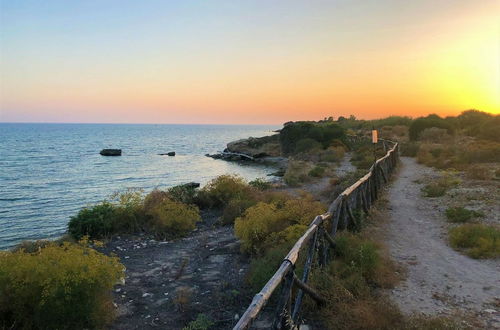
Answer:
[105,214,250,330]
[386,157,500,327]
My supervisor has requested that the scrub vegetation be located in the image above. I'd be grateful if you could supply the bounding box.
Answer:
[449,224,500,259]
[0,240,124,330]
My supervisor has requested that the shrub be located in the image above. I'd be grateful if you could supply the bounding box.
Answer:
[305,233,400,330]
[144,189,169,210]
[196,175,254,208]
[182,313,214,330]
[249,178,272,190]
[400,142,420,157]
[147,198,201,239]
[0,242,124,330]
[418,127,452,143]
[221,198,258,225]
[445,207,483,223]
[309,165,326,177]
[279,121,345,155]
[284,160,312,186]
[246,242,297,291]
[449,224,500,259]
[409,114,454,141]
[234,196,325,255]
[421,172,460,197]
[68,201,117,239]
[295,138,323,154]
[466,165,491,180]
[111,189,145,233]
[459,140,500,163]
[319,146,345,163]
[168,184,198,205]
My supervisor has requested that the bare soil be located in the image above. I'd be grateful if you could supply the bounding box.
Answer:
[385,157,500,328]
[103,211,252,330]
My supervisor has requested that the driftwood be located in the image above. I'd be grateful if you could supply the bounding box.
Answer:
[233,141,399,330]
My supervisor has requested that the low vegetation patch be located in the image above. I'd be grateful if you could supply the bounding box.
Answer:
[421,172,460,197]
[449,224,500,259]
[445,207,483,223]
[234,194,325,255]
[0,241,124,330]
[283,160,313,186]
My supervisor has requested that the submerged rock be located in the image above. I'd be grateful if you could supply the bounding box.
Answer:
[100,149,122,156]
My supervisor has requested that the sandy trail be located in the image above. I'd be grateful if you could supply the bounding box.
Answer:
[386,157,499,327]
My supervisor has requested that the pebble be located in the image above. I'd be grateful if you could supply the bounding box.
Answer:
[142,293,152,298]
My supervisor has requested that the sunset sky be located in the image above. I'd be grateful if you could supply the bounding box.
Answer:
[0,0,498,124]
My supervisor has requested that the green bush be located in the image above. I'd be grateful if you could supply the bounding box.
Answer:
[400,142,420,157]
[182,313,214,330]
[421,172,460,197]
[68,202,117,239]
[0,242,124,330]
[168,184,198,205]
[279,121,345,155]
[309,165,326,177]
[221,198,258,225]
[147,198,201,239]
[111,189,145,233]
[305,233,400,330]
[445,207,483,223]
[234,196,325,255]
[409,114,455,141]
[248,178,272,190]
[196,175,254,208]
[318,146,345,163]
[449,224,500,259]
[283,160,312,186]
[295,138,323,154]
[246,242,297,292]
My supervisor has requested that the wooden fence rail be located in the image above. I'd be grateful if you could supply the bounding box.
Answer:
[234,140,399,329]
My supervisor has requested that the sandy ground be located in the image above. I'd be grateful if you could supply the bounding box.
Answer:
[386,157,500,328]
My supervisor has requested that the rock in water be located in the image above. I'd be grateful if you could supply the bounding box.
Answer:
[100,149,122,156]
[158,151,176,156]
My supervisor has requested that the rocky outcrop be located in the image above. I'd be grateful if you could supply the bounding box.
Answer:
[226,134,281,158]
[100,149,122,156]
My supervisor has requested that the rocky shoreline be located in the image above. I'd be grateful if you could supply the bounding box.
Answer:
[205,134,288,174]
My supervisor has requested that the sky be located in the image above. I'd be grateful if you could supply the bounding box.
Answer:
[0,0,498,124]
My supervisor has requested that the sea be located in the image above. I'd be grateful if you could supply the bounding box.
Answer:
[0,123,279,250]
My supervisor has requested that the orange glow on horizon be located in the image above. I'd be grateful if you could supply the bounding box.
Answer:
[1,1,498,124]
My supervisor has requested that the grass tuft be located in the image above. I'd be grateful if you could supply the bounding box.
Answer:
[449,224,500,259]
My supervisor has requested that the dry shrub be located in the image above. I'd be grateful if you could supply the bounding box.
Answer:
[466,165,491,180]
[0,242,124,330]
[174,286,193,313]
[303,233,402,329]
[319,146,346,163]
[144,189,169,211]
[284,160,313,186]
[419,127,452,143]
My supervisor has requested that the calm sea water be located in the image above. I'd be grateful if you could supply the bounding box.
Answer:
[0,123,279,249]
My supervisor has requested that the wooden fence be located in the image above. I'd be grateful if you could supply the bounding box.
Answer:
[234,140,399,329]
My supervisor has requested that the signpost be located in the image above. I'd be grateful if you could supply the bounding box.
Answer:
[372,127,378,163]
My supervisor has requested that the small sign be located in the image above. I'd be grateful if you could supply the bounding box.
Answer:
[372,129,378,144]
